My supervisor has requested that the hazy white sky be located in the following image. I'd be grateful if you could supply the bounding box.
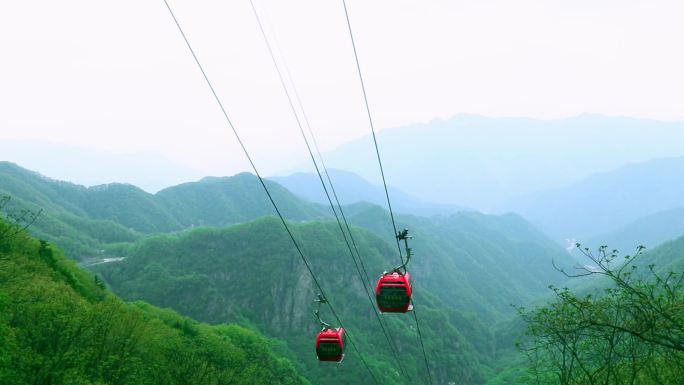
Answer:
[2,0,683,179]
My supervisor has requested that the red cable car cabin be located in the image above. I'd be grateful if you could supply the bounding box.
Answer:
[315,327,346,362]
[375,271,413,313]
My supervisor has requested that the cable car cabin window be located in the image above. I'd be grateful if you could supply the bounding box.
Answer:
[376,272,412,313]
[316,328,346,362]
[377,285,410,309]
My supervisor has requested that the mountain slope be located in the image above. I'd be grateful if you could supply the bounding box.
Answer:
[271,169,466,216]
[0,162,327,259]
[95,218,496,385]
[0,218,309,385]
[0,162,143,258]
[82,183,184,233]
[505,156,684,242]
[346,206,573,323]
[633,233,684,274]
[157,173,325,227]
[95,210,574,385]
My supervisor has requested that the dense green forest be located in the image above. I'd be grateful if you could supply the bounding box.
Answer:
[95,218,488,385]
[93,211,575,385]
[4,162,684,384]
[0,214,308,384]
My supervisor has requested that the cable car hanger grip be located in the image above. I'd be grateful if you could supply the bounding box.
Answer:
[390,228,412,274]
[314,294,332,330]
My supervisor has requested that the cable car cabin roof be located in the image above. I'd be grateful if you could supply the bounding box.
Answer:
[375,272,413,313]
[315,327,346,362]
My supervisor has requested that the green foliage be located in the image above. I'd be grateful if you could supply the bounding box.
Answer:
[518,245,684,384]
[0,217,309,385]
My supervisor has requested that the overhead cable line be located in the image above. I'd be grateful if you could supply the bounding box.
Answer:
[248,1,410,381]
[411,299,434,385]
[340,2,434,384]
[251,12,407,371]
[340,0,404,266]
[249,1,411,381]
[160,1,379,384]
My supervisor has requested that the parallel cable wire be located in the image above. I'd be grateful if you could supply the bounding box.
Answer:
[249,2,411,381]
[278,35,417,385]
[340,0,404,266]
[160,2,379,384]
[411,299,434,385]
[340,1,434,384]
[249,1,410,381]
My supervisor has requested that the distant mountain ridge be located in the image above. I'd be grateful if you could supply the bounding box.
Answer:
[504,156,684,242]
[0,139,203,193]
[270,169,466,217]
[311,114,684,209]
[584,207,684,253]
[0,162,325,258]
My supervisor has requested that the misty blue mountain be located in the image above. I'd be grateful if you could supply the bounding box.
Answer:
[584,207,684,253]
[310,114,684,210]
[270,168,467,217]
[504,156,684,242]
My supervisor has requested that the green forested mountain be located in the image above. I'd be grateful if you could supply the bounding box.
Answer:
[347,205,577,381]
[0,217,309,385]
[347,205,573,322]
[0,162,325,259]
[12,163,684,385]
[95,211,573,385]
[625,233,684,275]
[95,218,487,385]
[0,162,143,258]
[156,174,324,228]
